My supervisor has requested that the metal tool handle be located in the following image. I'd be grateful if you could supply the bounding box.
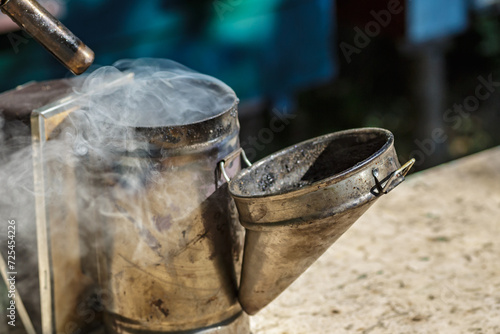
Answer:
[371,158,415,196]
[0,0,94,75]
[218,148,252,183]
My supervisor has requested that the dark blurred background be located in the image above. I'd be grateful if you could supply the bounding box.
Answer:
[0,0,499,171]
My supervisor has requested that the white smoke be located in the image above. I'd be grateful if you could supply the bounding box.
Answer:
[77,58,236,127]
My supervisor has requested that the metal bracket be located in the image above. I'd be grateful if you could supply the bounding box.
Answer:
[371,158,415,196]
[218,148,252,183]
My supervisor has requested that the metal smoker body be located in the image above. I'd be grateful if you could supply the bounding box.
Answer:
[26,77,413,333]
[93,98,249,333]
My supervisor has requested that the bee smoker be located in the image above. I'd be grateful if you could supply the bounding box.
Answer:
[0,68,413,333]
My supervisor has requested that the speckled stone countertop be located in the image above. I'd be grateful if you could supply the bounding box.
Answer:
[250,147,500,334]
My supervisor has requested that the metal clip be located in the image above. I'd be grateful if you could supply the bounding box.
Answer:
[218,148,252,183]
[371,158,415,196]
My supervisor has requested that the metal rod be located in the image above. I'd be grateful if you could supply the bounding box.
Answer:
[0,0,94,75]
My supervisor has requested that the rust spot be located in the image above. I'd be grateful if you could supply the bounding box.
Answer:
[151,299,170,317]
[206,295,218,304]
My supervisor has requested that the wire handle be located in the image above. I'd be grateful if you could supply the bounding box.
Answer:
[218,148,252,183]
[371,158,415,196]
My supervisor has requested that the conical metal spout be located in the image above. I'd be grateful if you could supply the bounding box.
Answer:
[227,128,414,315]
[0,0,94,75]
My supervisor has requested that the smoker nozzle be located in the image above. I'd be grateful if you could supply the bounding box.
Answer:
[0,0,94,75]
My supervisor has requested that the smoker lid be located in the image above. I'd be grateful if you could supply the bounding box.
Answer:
[0,79,81,122]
